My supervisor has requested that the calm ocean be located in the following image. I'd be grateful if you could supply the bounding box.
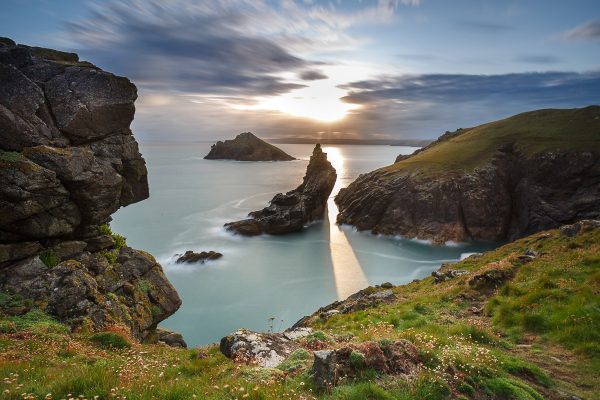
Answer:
[112,143,494,346]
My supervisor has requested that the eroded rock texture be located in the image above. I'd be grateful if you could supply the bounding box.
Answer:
[225,144,336,235]
[336,108,600,244]
[0,39,180,340]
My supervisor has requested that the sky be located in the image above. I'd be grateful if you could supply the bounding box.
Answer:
[2,0,600,143]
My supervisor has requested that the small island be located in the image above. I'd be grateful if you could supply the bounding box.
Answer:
[204,132,296,161]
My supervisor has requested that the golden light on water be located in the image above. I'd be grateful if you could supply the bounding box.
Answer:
[323,147,369,300]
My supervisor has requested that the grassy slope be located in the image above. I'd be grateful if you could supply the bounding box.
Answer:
[384,106,600,173]
[1,225,599,400]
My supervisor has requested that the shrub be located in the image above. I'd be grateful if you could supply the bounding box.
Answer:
[99,224,127,250]
[102,250,118,265]
[277,348,311,373]
[40,249,60,268]
[89,331,131,349]
[99,223,112,235]
[349,350,366,369]
[113,233,127,250]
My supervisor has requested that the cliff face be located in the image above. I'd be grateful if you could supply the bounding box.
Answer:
[336,107,600,244]
[204,132,295,161]
[0,38,180,340]
[225,144,336,235]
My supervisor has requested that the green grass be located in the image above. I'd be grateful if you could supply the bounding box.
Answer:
[89,332,131,349]
[385,106,600,173]
[1,226,599,399]
[39,249,60,268]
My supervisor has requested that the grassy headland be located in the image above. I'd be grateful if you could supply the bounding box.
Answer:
[1,223,599,399]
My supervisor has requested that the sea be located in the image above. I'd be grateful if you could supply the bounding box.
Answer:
[112,143,495,346]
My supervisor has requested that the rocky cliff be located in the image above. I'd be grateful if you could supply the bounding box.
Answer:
[205,131,295,161]
[336,107,600,244]
[0,38,180,340]
[225,144,336,235]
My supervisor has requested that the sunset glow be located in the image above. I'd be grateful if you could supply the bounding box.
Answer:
[238,81,360,123]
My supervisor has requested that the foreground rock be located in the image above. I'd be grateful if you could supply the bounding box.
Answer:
[145,328,188,348]
[311,340,421,391]
[336,107,600,244]
[0,39,181,340]
[220,327,312,368]
[175,250,222,264]
[225,144,336,235]
[204,132,295,161]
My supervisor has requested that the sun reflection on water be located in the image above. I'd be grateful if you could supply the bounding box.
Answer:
[323,146,369,300]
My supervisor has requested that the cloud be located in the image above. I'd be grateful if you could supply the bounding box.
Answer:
[565,19,600,41]
[67,0,411,97]
[514,54,562,65]
[335,71,600,139]
[341,72,600,105]
[299,70,328,80]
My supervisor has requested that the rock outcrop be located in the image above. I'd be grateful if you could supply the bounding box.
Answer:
[225,144,336,235]
[220,327,312,368]
[311,340,421,391]
[0,39,180,340]
[204,132,295,161]
[175,250,222,264]
[336,107,600,244]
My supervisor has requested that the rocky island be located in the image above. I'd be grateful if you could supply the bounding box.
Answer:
[204,131,296,161]
[336,106,600,244]
[225,144,336,235]
[0,38,181,342]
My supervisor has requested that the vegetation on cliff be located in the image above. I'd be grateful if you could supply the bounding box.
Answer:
[336,106,600,244]
[1,221,598,399]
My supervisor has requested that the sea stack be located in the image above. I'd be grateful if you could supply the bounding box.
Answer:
[204,132,295,161]
[0,39,181,341]
[225,144,336,235]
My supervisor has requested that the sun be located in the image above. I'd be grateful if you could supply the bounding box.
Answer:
[236,78,360,123]
[262,83,359,122]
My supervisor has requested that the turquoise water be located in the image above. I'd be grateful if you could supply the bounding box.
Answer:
[112,143,494,346]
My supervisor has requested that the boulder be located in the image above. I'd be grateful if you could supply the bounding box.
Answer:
[220,327,312,368]
[153,328,188,348]
[225,144,336,235]
[432,267,468,284]
[560,219,600,237]
[175,250,222,264]
[311,340,421,391]
[205,132,295,161]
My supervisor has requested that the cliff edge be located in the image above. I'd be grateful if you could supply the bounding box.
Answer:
[336,106,600,244]
[0,38,181,341]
